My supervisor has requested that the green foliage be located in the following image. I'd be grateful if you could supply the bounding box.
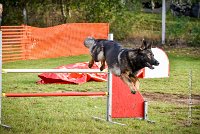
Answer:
[165,15,200,47]
[130,12,200,46]
[1,0,142,40]
[1,0,199,44]
[1,0,24,25]
[69,0,141,40]
[187,25,200,47]
[110,12,135,40]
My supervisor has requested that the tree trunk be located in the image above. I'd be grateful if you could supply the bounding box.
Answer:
[60,0,67,23]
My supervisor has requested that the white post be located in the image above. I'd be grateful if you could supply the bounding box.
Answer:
[0,20,11,128]
[0,3,2,126]
[188,70,192,126]
[108,33,113,41]
[0,4,2,29]
[144,101,148,120]
[162,0,166,45]
[0,29,2,126]
[106,33,113,122]
[106,70,112,122]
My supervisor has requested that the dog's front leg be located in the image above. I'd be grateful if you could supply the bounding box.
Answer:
[88,57,94,68]
[120,73,136,94]
[130,76,140,90]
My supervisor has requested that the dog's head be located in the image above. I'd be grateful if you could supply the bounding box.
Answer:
[139,39,159,69]
[128,39,159,69]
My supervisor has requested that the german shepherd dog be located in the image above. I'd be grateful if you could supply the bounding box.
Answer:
[84,37,159,94]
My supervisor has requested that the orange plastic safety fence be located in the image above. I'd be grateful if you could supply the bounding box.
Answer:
[2,23,109,62]
[2,25,28,62]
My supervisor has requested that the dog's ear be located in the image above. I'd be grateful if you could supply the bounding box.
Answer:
[147,41,152,49]
[140,38,147,50]
[140,38,152,50]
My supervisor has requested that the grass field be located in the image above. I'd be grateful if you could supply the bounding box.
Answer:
[0,48,200,134]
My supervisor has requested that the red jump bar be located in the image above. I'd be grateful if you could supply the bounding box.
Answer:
[3,92,108,97]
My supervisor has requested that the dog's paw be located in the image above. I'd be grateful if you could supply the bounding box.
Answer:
[88,64,93,68]
[131,90,136,94]
[100,66,105,71]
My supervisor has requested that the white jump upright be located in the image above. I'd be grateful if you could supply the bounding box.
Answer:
[0,30,11,128]
[107,70,112,122]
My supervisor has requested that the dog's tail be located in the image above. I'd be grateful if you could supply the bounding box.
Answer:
[84,37,95,48]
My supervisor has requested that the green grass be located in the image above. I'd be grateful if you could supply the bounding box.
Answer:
[141,53,200,95]
[0,50,200,134]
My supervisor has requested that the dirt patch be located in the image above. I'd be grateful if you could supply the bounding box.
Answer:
[142,92,200,105]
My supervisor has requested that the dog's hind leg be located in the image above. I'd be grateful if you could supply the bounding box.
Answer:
[88,58,95,68]
[100,60,106,71]
[120,73,136,94]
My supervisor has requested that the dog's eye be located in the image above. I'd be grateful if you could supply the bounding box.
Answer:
[147,54,152,58]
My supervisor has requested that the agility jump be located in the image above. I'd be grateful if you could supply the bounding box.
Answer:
[0,31,169,127]
[1,68,148,127]
[0,30,149,127]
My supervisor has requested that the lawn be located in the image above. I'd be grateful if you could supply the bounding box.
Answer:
[0,48,200,134]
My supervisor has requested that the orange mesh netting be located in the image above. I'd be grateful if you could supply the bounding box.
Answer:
[2,23,109,62]
[27,23,109,59]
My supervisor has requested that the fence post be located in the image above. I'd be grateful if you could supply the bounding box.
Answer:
[0,27,11,128]
[0,3,2,124]
[0,25,2,126]
[187,70,192,126]
[162,0,166,45]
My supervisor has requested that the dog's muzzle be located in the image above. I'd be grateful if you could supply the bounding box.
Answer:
[154,60,159,66]
[146,60,159,69]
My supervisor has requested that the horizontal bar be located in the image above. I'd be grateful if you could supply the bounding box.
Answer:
[0,124,11,129]
[3,44,22,47]
[2,32,31,35]
[3,41,30,44]
[1,26,25,28]
[3,57,23,62]
[3,53,23,57]
[2,28,26,32]
[3,51,23,54]
[3,47,22,51]
[3,92,108,97]
[92,116,126,126]
[3,34,24,37]
[2,69,107,73]
[3,38,24,41]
